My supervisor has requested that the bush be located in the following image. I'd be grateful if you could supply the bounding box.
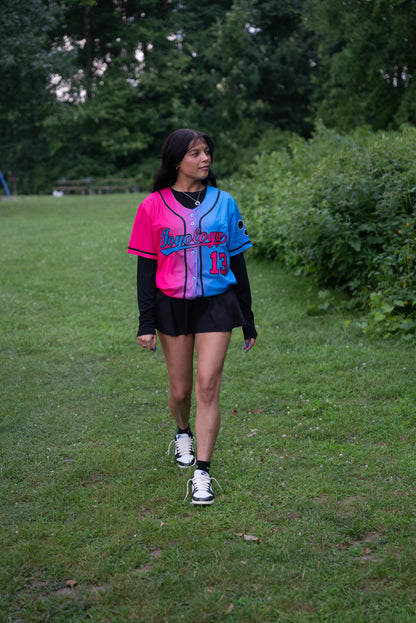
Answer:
[228,125,416,336]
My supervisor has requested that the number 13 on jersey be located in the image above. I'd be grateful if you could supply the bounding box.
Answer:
[210,251,228,275]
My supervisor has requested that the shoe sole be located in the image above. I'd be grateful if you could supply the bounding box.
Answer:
[191,498,215,505]
[176,458,196,468]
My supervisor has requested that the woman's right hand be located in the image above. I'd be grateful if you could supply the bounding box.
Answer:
[137,334,157,351]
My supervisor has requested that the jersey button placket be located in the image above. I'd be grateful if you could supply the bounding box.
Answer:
[187,213,199,297]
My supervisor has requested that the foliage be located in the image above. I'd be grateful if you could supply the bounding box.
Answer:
[0,0,75,193]
[0,0,314,192]
[307,0,416,130]
[228,125,416,336]
[3,0,416,194]
[2,196,416,621]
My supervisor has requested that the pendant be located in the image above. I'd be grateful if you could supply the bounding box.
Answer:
[195,200,201,206]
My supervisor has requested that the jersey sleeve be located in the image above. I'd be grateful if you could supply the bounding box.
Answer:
[127,198,157,259]
[227,196,253,256]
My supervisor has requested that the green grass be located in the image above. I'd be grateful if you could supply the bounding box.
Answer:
[1,194,416,622]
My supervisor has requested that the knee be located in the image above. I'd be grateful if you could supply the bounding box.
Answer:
[170,384,192,405]
[195,379,218,406]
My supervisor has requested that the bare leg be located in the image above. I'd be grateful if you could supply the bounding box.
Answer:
[194,332,232,462]
[158,332,195,430]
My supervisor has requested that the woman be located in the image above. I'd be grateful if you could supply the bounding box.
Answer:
[128,128,257,505]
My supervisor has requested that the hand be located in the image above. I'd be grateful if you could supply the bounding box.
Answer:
[137,334,157,351]
[243,338,256,352]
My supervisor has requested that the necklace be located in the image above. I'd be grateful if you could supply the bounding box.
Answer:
[173,188,203,206]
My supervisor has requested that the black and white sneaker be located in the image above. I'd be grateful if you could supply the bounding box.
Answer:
[184,469,222,506]
[167,433,196,468]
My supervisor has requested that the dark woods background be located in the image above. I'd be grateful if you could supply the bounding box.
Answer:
[1,0,416,194]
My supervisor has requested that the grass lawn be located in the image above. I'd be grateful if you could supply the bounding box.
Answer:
[1,194,416,622]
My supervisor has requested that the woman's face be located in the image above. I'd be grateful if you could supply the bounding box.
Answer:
[176,139,211,188]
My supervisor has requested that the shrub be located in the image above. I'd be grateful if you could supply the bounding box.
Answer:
[228,125,416,336]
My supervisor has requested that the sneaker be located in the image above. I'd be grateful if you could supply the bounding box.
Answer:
[167,433,195,468]
[184,469,223,506]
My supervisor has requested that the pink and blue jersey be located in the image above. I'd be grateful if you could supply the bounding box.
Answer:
[127,186,252,299]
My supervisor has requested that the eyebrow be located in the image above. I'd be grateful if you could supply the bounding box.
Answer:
[187,146,210,154]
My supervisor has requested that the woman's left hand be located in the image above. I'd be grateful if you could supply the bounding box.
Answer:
[243,338,256,352]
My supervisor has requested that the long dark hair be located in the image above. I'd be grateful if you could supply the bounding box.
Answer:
[152,128,217,192]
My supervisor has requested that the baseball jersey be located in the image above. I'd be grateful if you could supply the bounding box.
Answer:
[127,186,252,299]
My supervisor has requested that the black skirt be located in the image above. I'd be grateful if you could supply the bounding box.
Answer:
[155,288,246,336]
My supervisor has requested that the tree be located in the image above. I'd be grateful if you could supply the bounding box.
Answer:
[158,0,315,173]
[307,0,416,130]
[0,0,76,191]
[42,0,242,184]
[42,0,199,186]
[1,0,316,191]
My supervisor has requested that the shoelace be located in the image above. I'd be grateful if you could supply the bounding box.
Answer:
[167,435,194,458]
[183,472,223,502]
